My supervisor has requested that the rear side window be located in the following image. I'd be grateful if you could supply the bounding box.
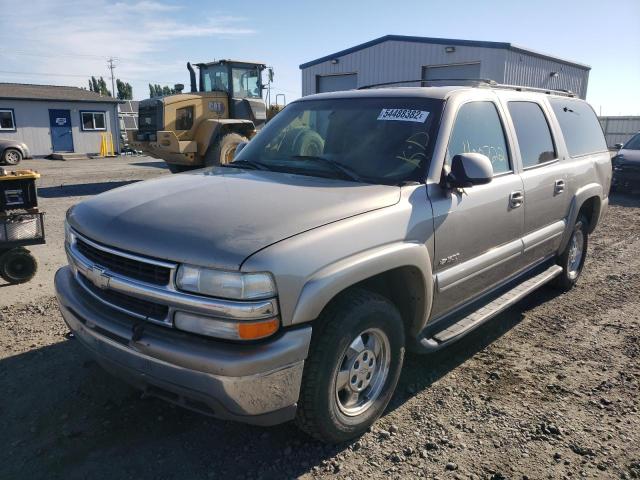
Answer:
[508,102,556,168]
[447,101,510,174]
[550,99,607,157]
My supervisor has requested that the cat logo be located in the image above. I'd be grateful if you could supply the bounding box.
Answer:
[208,101,225,114]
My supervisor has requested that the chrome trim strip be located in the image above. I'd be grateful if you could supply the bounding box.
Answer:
[436,239,523,292]
[66,237,279,322]
[522,220,566,253]
[72,229,176,270]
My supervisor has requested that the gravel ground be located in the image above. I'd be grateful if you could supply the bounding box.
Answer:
[0,163,638,479]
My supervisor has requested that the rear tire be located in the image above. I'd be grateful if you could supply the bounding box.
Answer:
[553,214,588,291]
[206,132,249,167]
[2,148,22,166]
[0,247,38,284]
[295,288,405,443]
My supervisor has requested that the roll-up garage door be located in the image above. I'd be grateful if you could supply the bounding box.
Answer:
[316,74,358,93]
[423,63,481,81]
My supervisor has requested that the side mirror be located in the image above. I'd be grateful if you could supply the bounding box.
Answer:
[614,143,624,150]
[234,141,249,159]
[445,153,493,188]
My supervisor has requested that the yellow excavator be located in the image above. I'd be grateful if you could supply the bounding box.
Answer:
[130,60,270,173]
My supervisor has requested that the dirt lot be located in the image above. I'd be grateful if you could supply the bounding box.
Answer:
[0,159,638,479]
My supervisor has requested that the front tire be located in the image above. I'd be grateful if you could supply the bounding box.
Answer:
[2,148,22,166]
[553,214,588,291]
[295,288,405,443]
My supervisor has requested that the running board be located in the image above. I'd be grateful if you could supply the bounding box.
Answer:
[418,264,562,352]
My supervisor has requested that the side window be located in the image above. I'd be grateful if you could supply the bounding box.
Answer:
[549,98,607,157]
[447,101,510,174]
[508,102,556,168]
[175,106,194,130]
[0,109,16,131]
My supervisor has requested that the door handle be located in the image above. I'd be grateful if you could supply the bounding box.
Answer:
[554,179,566,194]
[509,190,524,208]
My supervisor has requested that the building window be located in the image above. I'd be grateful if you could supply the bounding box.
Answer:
[80,111,106,131]
[0,109,16,131]
[175,106,194,130]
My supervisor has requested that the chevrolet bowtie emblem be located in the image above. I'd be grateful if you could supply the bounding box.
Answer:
[88,265,110,290]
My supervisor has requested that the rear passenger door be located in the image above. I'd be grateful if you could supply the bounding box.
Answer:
[506,101,570,265]
[429,99,524,319]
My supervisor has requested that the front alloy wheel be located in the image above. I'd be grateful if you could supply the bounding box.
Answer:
[335,328,390,417]
[296,288,405,443]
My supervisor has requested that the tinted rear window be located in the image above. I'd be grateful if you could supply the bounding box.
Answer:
[508,102,556,168]
[549,98,607,157]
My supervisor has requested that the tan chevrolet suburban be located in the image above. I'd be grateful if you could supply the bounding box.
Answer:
[56,81,611,443]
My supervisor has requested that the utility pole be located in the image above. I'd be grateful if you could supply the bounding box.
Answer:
[107,57,117,98]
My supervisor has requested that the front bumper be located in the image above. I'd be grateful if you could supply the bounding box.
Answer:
[55,266,311,425]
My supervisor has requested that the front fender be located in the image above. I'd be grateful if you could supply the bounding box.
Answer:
[291,242,433,332]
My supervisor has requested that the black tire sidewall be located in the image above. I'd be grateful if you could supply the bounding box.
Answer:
[301,292,405,442]
[207,133,249,166]
[556,215,588,289]
[0,248,37,283]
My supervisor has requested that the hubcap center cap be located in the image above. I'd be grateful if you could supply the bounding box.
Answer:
[348,349,376,392]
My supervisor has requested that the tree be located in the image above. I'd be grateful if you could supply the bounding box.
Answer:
[87,76,111,96]
[148,83,176,98]
[116,79,133,100]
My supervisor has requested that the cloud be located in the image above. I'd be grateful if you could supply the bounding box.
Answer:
[0,0,256,96]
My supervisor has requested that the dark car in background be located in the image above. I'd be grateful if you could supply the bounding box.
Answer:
[612,133,640,193]
[0,140,31,166]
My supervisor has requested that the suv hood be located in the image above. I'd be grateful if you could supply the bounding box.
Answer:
[68,167,400,270]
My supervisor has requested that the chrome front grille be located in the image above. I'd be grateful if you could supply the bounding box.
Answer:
[75,237,170,286]
[66,229,279,330]
[78,273,169,321]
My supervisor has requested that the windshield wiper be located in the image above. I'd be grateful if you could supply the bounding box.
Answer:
[290,155,364,182]
[223,159,271,171]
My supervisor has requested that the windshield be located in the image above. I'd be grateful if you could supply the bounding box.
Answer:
[232,67,261,98]
[624,133,640,150]
[201,65,229,93]
[233,97,443,184]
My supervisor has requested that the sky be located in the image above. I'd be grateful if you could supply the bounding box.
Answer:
[0,0,638,115]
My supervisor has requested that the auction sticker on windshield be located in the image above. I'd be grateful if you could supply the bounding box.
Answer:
[377,109,429,123]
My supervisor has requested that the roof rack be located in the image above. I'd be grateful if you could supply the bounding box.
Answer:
[357,78,575,97]
[357,78,497,89]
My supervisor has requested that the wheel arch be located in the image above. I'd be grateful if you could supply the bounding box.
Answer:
[561,183,604,251]
[291,243,433,339]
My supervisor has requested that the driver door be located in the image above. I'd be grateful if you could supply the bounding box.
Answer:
[428,100,524,319]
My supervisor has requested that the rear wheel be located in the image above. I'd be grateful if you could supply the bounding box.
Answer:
[206,132,249,167]
[295,288,405,443]
[553,214,588,291]
[2,148,22,166]
[0,247,38,284]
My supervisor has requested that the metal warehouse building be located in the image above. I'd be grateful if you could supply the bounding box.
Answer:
[0,83,120,157]
[300,35,590,98]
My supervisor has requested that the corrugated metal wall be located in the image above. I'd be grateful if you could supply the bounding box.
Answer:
[301,40,589,99]
[0,99,119,156]
[598,116,640,147]
[301,40,506,95]
[503,50,589,99]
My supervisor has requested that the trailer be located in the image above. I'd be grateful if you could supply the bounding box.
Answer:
[0,168,45,283]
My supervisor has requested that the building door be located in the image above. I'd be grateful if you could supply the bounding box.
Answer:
[316,74,357,93]
[423,62,481,82]
[49,109,74,152]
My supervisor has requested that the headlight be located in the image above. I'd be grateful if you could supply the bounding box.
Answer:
[176,265,276,300]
